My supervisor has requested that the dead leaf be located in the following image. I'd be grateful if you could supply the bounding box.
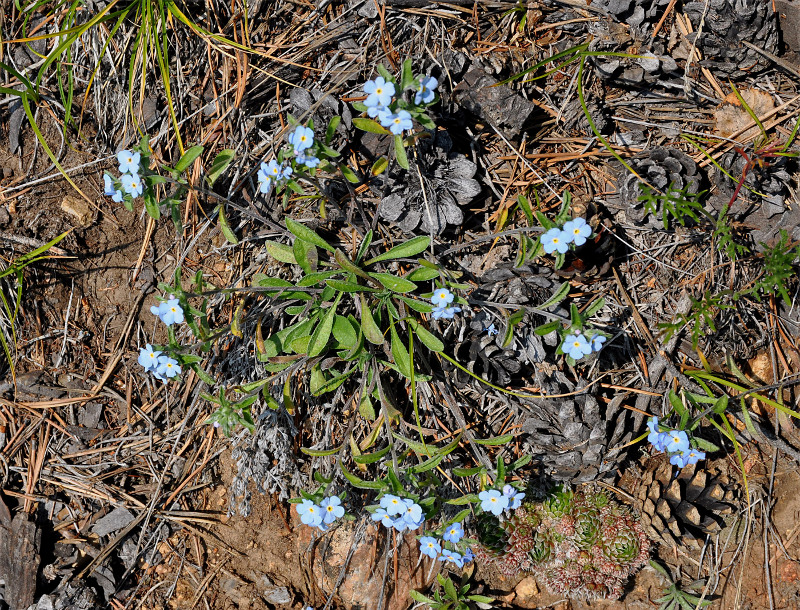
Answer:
[714,88,775,139]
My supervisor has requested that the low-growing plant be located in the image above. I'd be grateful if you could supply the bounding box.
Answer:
[650,560,712,610]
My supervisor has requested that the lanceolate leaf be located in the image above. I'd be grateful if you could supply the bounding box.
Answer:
[368,272,417,293]
[365,235,430,265]
[285,217,334,252]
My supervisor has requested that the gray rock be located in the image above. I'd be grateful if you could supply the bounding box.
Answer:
[91,507,135,538]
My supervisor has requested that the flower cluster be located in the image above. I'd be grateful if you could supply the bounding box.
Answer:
[104,150,144,202]
[362,73,438,136]
[297,496,345,532]
[430,287,461,320]
[418,521,476,569]
[371,494,426,532]
[479,485,526,516]
[560,331,606,360]
[137,296,185,382]
[647,417,706,468]
[257,125,322,195]
[541,217,592,255]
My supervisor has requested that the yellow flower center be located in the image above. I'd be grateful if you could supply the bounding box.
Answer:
[376,87,383,95]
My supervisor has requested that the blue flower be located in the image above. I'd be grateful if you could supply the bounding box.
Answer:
[401,499,423,527]
[431,306,461,320]
[442,522,464,543]
[258,176,272,194]
[562,218,592,246]
[290,126,314,152]
[320,496,345,524]
[682,448,706,465]
[364,76,395,108]
[298,500,323,526]
[260,160,282,180]
[296,153,320,169]
[561,333,592,360]
[431,288,454,307]
[479,490,509,516]
[647,417,668,452]
[439,549,464,568]
[120,173,143,198]
[150,298,184,326]
[371,508,394,528]
[367,104,385,118]
[590,334,606,352]
[419,536,441,559]
[138,344,161,370]
[314,520,330,532]
[104,174,124,202]
[664,430,689,453]
[156,355,181,379]
[380,494,405,516]
[280,165,293,180]
[541,228,569,254]
[391,516,410,532]
[414,76,438,105]
[463,548,474,564]
[383,110,413,135]
[117,150,141,174]
[669,452,689,468]
[503,485,526,510]
[485,324,498,336]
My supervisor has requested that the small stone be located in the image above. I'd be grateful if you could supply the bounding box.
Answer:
[61,195,94,227]
[638,52,661,73]
[514,576,540,608]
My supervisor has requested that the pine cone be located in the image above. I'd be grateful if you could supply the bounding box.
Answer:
[609,147,704,229]
[377,130,481,235]
[684,0,779,80]
[591,0,674,34]
[620,455,739,550]
[520,371,640,483]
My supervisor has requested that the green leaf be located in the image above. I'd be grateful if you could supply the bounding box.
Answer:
[376,64,394,82]
[409,591,437,605]
[446,493,481,505]
[206,149,234,186]
[502,308,526,348]
[332,315,357,348]
[217,204,238,244]
[293,234,318,276]
[408,319,444,352]
[353,445,390,464]
[297,271,338,286]
[143,190,161,220]
[400,58,414,89]
[534,320,561,336]
[406,266,439,281]
[540,281,571,309]
[474,434,514,445]
[308,294,340,357]
[285,217,334,252]
[397,296,434,313]
[443,576,458,602]
[340,463,386,490]
[394,135,409,169]
[356,230,373,263]
[338,162,360,184]
[368,272,417,293]
[583,297,606,319]
[359,294,384,345]
[311,368,356,396]
[517,194,534,223]
[467,595,495,604]
[509,454,532,470]
[409,453,444,473]
[174,145,204,174]
[371,156,389,176]
[365,236,430,265]
[326,279,378,293]
[452,466,484,477]
[264,241,297,264]
[325,115,341,144]
[301,446,341,457]
[352,117,390,134]
[391,324,412,378]
[359,393,376,420]
[334,249,371,280]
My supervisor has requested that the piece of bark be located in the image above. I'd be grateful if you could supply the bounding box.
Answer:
[452,67,538,138]
[0,496,40,610]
